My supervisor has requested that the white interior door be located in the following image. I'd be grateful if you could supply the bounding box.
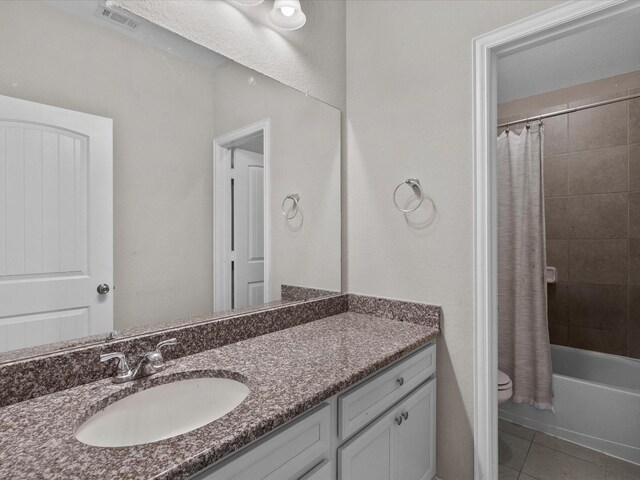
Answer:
[0,94,113,353]
[233,149,264,308]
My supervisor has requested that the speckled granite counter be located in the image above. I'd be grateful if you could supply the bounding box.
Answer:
[0,311,439,480]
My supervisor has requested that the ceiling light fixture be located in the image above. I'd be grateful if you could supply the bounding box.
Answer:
[269,0,306,30]
[230,0,264,6]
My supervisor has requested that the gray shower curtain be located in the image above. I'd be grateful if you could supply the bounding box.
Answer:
[497,125,553,409]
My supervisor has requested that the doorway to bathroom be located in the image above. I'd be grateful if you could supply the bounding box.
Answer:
[213,119,271,312]
[472,2,640,479]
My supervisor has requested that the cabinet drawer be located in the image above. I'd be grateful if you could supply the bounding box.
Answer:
[338,343,435,441]
[191,404,330,480]
[298,459,332,480]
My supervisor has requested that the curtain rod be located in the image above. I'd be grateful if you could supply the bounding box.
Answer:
[497,91,640,129]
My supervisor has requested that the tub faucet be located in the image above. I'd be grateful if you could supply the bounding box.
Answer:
[100,338,177,384]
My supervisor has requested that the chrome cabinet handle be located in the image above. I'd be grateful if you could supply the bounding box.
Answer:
[402,411,409,420]
[100,352,129,374]
[97,284,110,295]
[397,377,404,386]
[395,415,403,425]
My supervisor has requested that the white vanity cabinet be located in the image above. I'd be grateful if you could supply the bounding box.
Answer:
[190,343,436,480]
[191,404,331,480]
[337,379,436,480]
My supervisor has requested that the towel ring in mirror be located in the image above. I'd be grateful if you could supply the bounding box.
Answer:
[393,178,424,213]
[282,193,300,219]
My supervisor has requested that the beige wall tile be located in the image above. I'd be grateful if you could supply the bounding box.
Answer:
[630,192,640,238]
[568,90,628,108]
[498,103,567,126]
[568,193,628,239]
[567,146,628,195]
[546,239,569,281]
[498,71,640,119]
[568,101,627,152]
[569,283,627,330]
[630,239,640,287]
[630,97,640,145]
[569,326,627,356]
[548,281,569,325]
[544,154,568,197]
[501,73,640,361]
[545,197,569,239]
[549,323,569,346]
[543,114,569,156]
[630,144,640,192]
[569,239,627,285]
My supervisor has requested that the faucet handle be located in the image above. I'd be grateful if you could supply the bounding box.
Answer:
[100,352,130,375]
[155,338,177,355]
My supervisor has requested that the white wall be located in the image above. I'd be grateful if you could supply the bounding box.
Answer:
[113,0,347,110]
[211,61,341,299]
[345,1,563,478]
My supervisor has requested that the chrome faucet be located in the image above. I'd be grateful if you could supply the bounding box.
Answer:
[100,338,177,384]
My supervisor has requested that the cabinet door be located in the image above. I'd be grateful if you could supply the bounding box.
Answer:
[397,379,436,480]
[338,407,399,480]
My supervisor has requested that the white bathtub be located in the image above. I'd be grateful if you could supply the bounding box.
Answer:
[499,344,640,465]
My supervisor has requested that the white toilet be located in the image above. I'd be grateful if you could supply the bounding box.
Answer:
[498,370,513,404]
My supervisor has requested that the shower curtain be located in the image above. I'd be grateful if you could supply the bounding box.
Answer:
[497,125,553,409]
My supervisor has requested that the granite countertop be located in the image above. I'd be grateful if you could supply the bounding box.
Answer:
[0,312,439,480]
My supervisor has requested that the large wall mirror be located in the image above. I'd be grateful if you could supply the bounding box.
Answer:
[0,0,341,361]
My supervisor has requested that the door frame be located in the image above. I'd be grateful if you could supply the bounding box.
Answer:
[471,1,640,478]
[213,119,271,312]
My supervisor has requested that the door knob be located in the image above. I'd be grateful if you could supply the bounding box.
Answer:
[97,284,110,295]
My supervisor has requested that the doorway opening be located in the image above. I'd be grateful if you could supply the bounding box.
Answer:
[472,2,640,479]
[213,119,271,312]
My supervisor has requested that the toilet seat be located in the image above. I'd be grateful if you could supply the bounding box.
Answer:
[498,370,513,404]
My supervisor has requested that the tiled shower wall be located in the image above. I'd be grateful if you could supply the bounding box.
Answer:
[499,71,640,359]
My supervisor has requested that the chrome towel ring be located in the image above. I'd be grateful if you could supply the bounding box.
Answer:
[282,193,300,219]
[393,178,424,213]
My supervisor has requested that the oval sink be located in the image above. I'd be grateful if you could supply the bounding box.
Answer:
[75,377,249,447]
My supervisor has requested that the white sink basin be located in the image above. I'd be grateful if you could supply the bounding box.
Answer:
[75,377,249,447]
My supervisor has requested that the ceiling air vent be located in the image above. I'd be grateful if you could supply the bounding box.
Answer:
[95,5,139,31]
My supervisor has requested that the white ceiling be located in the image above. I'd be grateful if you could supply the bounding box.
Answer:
[46,0,228,71]
[498,10,640,103]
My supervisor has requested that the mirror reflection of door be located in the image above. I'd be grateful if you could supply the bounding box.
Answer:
[0,95,113,353]
[214,126,268,312]
[232,148,264,309]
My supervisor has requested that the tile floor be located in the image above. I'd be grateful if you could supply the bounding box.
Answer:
[499,419,640,480]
